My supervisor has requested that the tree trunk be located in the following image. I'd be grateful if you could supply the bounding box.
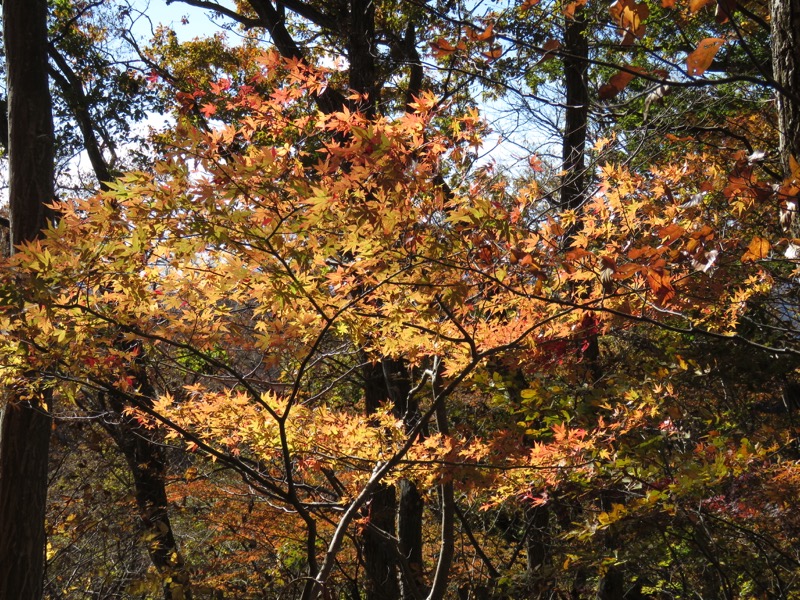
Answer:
[51,44,193,596]
[102,387,193,600]
[771,0,800,177]
[398,478,425,600]
[0,0,55,597]
[363,360,402,600]
[525,505,551,597]
[559,9,589,213]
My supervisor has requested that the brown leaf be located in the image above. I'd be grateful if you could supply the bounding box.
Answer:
[535,39,561,65]
[564,0,588,18]
[609,0,649,42]
[686,37,725,76]
[598,67,644,100]
[790,155,800,180]
[430,37,457,58]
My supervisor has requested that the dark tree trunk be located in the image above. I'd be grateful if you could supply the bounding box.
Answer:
[363,360,403,600]
[397,478,425,600]
[771,0,800,177]
[349,0,377,115]
[364,483,401,600]
[0,0,55,597]
[559,10,589,213]
[51,42,192,596]
[525,505,551,597]
[48,45,115,190]
[102,386,193,600]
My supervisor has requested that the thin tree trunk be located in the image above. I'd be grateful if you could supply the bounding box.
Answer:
[0,0,55,597]
[771,0,800,177]
[426,395,454,600]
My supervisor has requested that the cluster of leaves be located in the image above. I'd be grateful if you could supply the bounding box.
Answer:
[4,0,800,594]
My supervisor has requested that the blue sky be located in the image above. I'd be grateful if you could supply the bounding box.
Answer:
[130,0,238,43]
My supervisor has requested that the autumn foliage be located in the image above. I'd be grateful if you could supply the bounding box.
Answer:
[2,0,800,597]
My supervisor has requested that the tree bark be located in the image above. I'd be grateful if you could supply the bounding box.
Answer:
[101,381,193,600]
[771,0,800,177]
[559,9,589,213]
[0,0,55,597]
[397,478,425,600]
[363,360,402,600]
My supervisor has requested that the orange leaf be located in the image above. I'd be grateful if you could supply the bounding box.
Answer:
[466,23,494,41]
[482,45,503,60]
[742,237,770,262]
[686,37,725,76]
[613,263,641,280]
[689,0,715,12]
[430,37,457,58]
[610,0,649,41]
[564,0,588,18]
[200,103,218,117]
[598,67,643,100]
[790,155,800,180]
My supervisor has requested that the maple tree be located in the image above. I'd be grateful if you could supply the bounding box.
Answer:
[3,0,800,598]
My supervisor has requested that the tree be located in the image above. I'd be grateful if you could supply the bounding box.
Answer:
[5,0,800,597]
[0,0,55,597]
[771,0,800,176]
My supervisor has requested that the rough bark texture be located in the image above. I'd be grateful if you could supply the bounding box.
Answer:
[771,0,800,177]
[559,10,589,213]
[0,0,55,597]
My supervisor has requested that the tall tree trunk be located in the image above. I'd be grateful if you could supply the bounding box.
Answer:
[101,378,193,600]
[559,9,589,213]
[0,0,55,597]
[525,505,551,597]
[397,478,425,600]
[771,0,800,177]
[363,361,402,600]
[349,0,377,116]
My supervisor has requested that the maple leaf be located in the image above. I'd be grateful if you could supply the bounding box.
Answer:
[200,103,217,117]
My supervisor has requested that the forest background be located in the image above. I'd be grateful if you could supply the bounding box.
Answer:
[1,0,800,598]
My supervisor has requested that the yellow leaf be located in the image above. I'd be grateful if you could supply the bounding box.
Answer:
[741,236,770,262]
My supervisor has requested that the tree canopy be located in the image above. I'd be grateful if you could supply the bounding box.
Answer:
[2,0,800,598]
